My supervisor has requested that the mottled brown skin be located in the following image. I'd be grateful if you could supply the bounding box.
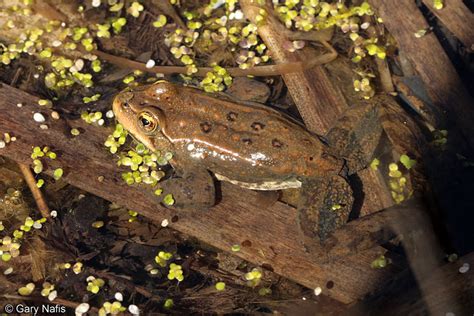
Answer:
[113,81,364,250]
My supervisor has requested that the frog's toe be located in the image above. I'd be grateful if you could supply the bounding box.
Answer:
[159,170,216,209]
[297,175,353,253]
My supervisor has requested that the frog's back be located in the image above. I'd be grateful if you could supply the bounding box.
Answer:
[156,84,341,186]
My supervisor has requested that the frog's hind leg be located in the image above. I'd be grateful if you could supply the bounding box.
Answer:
[325,103,383,174]
[297,175,354,253]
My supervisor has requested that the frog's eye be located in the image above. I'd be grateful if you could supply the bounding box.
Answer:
[138,112,158,132]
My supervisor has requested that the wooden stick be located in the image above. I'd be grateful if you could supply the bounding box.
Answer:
[91,48,336,77]
[17,163,50,219]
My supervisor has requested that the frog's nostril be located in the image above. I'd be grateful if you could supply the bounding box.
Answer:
[272,139,283,148]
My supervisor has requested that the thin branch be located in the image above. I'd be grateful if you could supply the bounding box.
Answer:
[17,163,50,219]
[91,48,334,77]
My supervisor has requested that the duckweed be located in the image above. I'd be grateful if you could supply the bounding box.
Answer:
[168,263,184,281]
[244,268,262,287]
[99,301,126,316]
[53,168,63,180]
[127,1,144,18]
[105,124,128,154]
[86,276,105,294]
[18,283,35,296]
[163,193,175,206]
[201,65,233,93]
[153,15,168,28]
[433,0,444,10]
[155,251,173,267]
[370,158,380,170]
[371,254,390,269]
[163,298,174,309]
[231,244,241,252]
[215,282,226,291]
[92,221,104,228]
[73,262,83,274]
[128,210,138,222]
[258,287,272,296]
[400,154,416,170]
[40,282,55,297]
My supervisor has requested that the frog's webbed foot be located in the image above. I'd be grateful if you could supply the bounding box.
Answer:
[159,168,215,210]
[326,104,383,174]
[297,175,353,254]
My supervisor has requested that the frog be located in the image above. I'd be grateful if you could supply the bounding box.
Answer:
[112,80,383,253]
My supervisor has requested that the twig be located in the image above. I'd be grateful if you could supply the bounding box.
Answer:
[32,0,67,22]
[8,67,50,219]
[91,48,334,77]
[364,16,395,93]
[17,164,50,219]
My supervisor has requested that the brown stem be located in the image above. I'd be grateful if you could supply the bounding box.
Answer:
[32,0,67,22]
[91,48,332,77]
[17,163,50,219]
[364,16,394,93]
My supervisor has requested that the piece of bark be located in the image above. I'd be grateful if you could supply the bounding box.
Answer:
[369,0,474,149]
[0,83,399,304]
[240,0,347,135]
[321,199,425,263]
[344,230,473,315]
[422,0,474,50]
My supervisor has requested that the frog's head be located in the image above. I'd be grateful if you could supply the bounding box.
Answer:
[113,81,176,151]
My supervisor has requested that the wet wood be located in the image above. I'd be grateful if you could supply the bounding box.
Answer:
[321,199,425,263]
[345,252,474,315]
[422,0,474,49]
[0,83,399,304]
[344,187,471,315]
[240,0,347,135]
[369,0,474,149]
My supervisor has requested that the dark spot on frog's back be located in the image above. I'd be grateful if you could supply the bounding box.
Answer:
[200,122,212,133]
[251,122,265,131]
[272,139,284,148]
[227,112,238,122]
[242,138,253,145]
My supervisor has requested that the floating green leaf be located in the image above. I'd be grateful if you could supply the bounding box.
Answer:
[53,168,63,180]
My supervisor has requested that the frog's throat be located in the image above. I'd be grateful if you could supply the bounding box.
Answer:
[214,173,302,190]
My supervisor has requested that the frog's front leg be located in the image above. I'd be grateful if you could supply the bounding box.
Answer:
[297,175,354,253]
[159,167,216,210]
